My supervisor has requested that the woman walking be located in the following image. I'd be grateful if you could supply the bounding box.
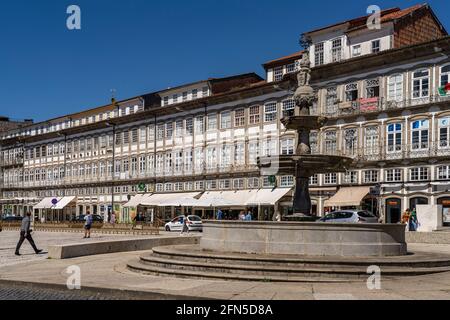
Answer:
[401,209,411,231]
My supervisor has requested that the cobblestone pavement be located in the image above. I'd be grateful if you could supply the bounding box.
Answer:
[0,284,120,300]
[0,230,157,268]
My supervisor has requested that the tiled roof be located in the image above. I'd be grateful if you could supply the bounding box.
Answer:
[304,3,430,35]
[348,3,427,31]
[262,50,304,68]
[304,7,400,35]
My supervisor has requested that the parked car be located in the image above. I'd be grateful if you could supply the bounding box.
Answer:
[165,215,203,232]
[74,214,104,223]
[0,215,23,222]
[319,210,379,224]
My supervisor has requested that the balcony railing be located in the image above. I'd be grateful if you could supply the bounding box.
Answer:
[318,141,450,163]
[323,94,450,118]
[0,158,24,167]
[3,164,261,189]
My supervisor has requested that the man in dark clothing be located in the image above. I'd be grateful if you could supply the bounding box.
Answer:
[15,212,42,256]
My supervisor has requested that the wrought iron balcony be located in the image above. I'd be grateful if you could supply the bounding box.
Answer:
[0,158,24,168]
[315,142,450,163]
[322,94,450,118]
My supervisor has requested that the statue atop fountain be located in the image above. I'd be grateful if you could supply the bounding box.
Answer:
[258,51,353,216]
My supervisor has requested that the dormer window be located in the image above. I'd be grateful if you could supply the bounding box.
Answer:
[352,45,361,57]
[331,38,342,63]
[173,94,178,104]
[182,91,188,102]
[274,66,283,82]
[371,40,380,53]
[315,42,324,66]
[286,63,296,73]
[202,87,208,97]
[163,96,169,106]
[192,89,198,99]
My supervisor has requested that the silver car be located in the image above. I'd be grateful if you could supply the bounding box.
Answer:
[319,210,379,224]
[165,215,203,232]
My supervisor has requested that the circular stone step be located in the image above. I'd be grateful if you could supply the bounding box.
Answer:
[126,245,450,282]
[152,245,450,268]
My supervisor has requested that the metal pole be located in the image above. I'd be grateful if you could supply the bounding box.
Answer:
[111,124,116,223]
[63,134,67,197]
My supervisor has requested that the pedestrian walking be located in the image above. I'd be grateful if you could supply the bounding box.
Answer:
[401,208,411,231]
[180,214,189,236]
[245,211,253,221]
[239,211,245,221]
[275,212,282,222]
[110,212,116,225]
[15,212,42,256]
[83,212,93,239]
[410,209,418,231]
[216,209,223,220]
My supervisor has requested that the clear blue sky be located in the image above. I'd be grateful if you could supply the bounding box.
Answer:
[1,0,448,122]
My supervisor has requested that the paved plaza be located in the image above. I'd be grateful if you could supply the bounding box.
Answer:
[1,230,450,300]
[0,230,168,268]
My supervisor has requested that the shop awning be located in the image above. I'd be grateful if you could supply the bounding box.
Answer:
[159,196,207,207]
[324,186,371,207]
[52,196,77,210]
[34,197,61,209]
[245,188,293,206]
[122,194,152,208]
[140,193,201,207]
[199,190,259,207]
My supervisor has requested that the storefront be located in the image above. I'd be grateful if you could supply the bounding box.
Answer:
[324,186,377,216]
[437,197,450,227]
[33,196,77,222]
[385,198,402,224]
[123,188,292,222]
[409,197,429,211]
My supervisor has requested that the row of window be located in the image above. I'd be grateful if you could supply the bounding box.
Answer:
[314,38,381,66]
[3,101,298,163]
[3,140,296,184]
[314,117,450,155]
[162,87,209,106]
[4,163,450,199]
[273,63,298,82]
[309,166,447,185]
[1,104,144,141]
[2,176,293,199]
[323,65,450,113]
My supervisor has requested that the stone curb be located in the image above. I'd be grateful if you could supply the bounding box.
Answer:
[0,279,212,300]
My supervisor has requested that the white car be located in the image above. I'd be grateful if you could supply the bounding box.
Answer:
[165,215,203,232]
[319,210,379,224]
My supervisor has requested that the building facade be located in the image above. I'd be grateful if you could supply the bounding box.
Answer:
[306,36,450,225]
[0,73,299,222]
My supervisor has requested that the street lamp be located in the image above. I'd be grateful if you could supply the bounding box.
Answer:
[106,123,115,223]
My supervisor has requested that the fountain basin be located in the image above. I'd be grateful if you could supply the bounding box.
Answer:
[200,221,407,257]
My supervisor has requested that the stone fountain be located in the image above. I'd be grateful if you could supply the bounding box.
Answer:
[258,51,353,216]
[125,51,450,283]
[194,52,407,258]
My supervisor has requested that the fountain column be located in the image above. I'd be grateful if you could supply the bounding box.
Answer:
[291,52,317,216]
